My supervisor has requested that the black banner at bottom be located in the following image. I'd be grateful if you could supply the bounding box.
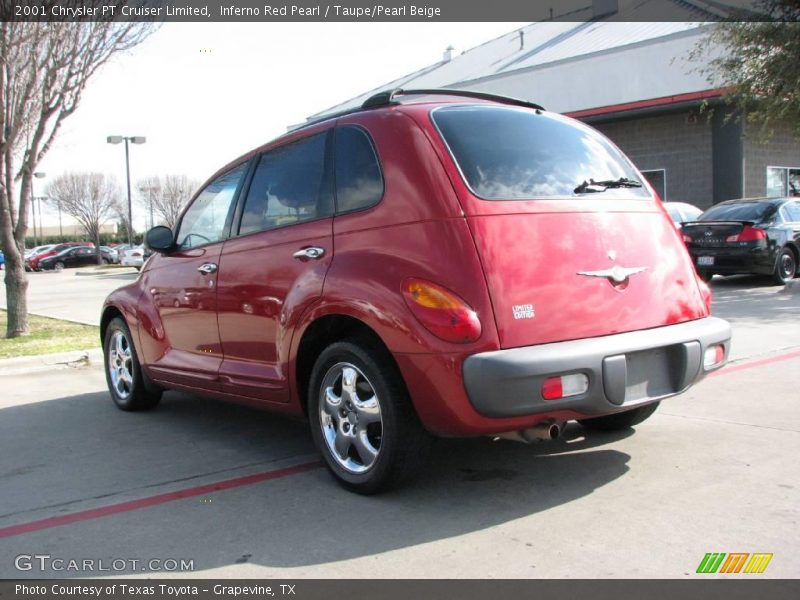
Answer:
[1,580,799,600]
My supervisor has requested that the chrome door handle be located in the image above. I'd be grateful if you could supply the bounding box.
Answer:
[293,246,325,260]
[197,263,218,274]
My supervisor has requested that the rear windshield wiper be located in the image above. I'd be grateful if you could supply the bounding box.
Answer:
[574,177,643,194]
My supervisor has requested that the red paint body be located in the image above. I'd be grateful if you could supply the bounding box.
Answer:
[103,100,710,437]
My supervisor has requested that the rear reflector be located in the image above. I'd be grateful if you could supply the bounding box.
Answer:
[703,344,725,369]
[541,373,589,400]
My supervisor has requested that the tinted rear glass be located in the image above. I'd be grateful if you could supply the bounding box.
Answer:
[699,203,772,222]
[431,105,649,200]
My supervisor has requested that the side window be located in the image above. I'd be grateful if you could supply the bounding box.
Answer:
[239,132,332,235]
[176,163,247,248]
[334,126,383,213]
[783,201,800,222]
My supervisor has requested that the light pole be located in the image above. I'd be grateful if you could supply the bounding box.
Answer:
[32,172,46,247]
[107,135,146,246]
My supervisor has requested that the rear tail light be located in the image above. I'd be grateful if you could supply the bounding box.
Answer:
[541,373,589,400]
[726,226,766,242]
[402,278,481,343]
[703,344,726,370]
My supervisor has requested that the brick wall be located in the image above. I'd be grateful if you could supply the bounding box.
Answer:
[743,124,800,198]
[593,111,714,208]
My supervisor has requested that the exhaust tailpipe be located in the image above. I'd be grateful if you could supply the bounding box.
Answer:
[492,421,563,444]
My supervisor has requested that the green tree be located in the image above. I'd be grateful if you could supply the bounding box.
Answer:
[691,1,800,137]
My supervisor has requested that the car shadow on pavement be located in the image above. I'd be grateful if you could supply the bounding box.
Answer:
[0,390,632,577]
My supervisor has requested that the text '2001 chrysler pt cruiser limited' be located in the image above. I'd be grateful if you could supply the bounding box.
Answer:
[101,89,731,493]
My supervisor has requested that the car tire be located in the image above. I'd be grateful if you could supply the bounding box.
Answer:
[578,401,660,432]
[54,261,65,271]
[772,247,797,285]
[103,317,161,411]
[697,270,714,282]
[308,338,432,494]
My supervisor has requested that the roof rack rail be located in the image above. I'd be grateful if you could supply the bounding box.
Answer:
[361,88,545,111]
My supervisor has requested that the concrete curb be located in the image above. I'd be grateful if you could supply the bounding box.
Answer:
[0,347,103,376]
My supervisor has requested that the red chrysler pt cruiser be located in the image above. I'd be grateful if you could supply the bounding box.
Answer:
[101,90,731,493]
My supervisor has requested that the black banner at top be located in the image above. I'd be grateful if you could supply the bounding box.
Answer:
[0,0,773,23]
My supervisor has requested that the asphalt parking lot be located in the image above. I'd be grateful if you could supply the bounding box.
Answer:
[0,273,798,578]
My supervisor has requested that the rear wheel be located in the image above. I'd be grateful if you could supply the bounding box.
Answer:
[773,248,797,285]
[103,317,161,411]
[579,402,660,432]
[308,339,432,494]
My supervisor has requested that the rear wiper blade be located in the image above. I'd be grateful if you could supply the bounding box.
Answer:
[574,177,643,194]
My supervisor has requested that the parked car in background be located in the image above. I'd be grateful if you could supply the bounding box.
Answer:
[0,250,4,269]
[100,246,119,264]
[26,242,94,271]
[664,201,702,229]
[682,197,800,284]
[38,246,99,271]
[101,90,731,493]
[25,244,55,261]
[120,245,145,270]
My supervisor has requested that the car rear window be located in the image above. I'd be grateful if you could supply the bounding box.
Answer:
[699,203,772,222]
[431,105,649,200]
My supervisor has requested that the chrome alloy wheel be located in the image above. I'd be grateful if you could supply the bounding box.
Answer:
[318,362,383,474]
[108,330,134,400]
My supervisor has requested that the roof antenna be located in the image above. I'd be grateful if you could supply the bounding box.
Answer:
[443,45,454,62]
[519,30,525,50]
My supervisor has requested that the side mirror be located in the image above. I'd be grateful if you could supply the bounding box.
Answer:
[144,226,174,253]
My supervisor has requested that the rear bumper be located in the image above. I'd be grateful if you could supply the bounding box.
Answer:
[462,317,731,419]
[688,246,775,275]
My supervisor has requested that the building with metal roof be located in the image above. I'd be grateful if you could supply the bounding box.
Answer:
[305,0,799,208]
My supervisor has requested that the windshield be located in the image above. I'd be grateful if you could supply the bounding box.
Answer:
[431,105,650,200]
[699,202,772,222]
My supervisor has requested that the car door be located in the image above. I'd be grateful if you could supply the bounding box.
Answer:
[216,130,334,402]
[139,162,249,391]
[77,247,95,266]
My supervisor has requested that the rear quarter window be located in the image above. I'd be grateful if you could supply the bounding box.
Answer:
[431,105,649,200]
[334,126,383,213]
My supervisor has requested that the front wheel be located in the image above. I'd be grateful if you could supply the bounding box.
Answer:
[308,339,432,494]
[54,261,65,271]
[579,402,660,432]
[773,248,797,285]
[103,317,161,411]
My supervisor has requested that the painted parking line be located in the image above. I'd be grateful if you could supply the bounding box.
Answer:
[0,461,322,539]
[1,347,796,541]
[709,349,800,378]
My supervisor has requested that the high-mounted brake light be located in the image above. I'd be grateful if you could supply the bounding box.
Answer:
[726,226,766,243]
[402,278,481,343]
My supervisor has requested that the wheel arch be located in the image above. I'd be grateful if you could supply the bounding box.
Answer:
[100,304,125,348]
[294,313,398,417]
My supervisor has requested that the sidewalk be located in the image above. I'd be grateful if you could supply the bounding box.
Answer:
[0,347,102,376]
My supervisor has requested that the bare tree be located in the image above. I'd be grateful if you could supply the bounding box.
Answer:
[137,174,197,230]
[46,173,120,264]
[0,15,156,337]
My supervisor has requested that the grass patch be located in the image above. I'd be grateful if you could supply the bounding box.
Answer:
[0,310,100,359]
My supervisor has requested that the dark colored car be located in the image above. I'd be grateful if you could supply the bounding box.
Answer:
[101,90,731,493]
[27,242,94,270]
[681,197,800,284]
[39,246,99,271]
